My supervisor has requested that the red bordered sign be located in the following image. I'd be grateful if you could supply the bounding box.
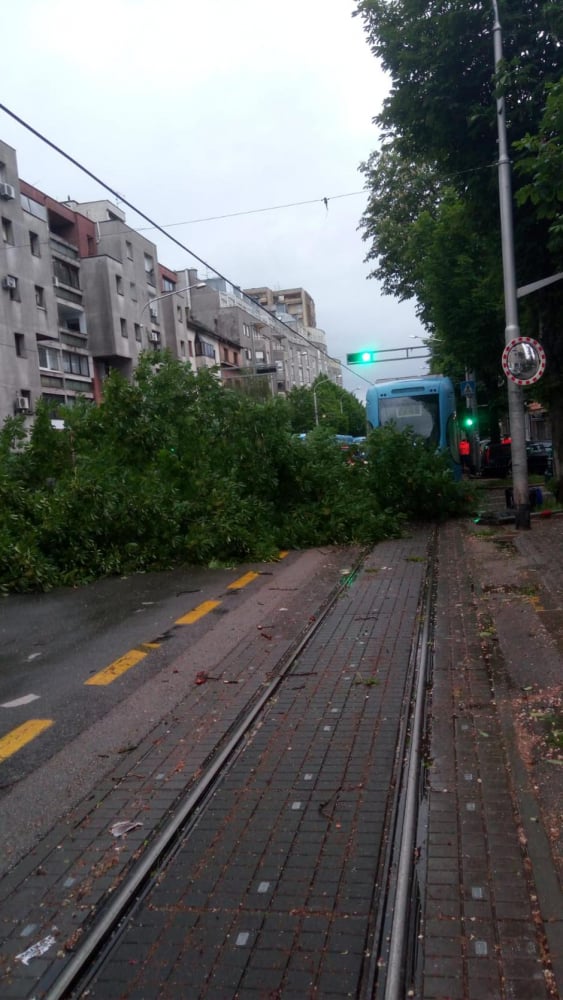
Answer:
[501,337,546,386]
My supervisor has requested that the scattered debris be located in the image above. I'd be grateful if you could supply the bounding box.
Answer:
[109,821,143,838]
[16,934,57,964]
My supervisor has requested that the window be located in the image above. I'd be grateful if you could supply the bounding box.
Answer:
[243,323,251,338]
[177,305,183,323]
[188,341,194,357]
[53,260,80,288]
[149,303,159,323]
[180,340,186,357]
[115,274,124,295]
[255,350,265,362]
[162,277,175,293]
[195,340,216,360]
[134,323,141,342]
[245,349,252,361]
[130,281,137,301]
[2,217,14,244]
[29,231,40,256]
[38,345,61,371]
[62,351,89,376]
[87,235,95,256]
[126,240,133,260]
[14,333,25,357]
[120,317,128,338]
[233,352,239,366]
[35,285,45,308]
[144,254,155,285]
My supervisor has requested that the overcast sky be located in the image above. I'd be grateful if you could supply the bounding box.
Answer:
[1,0,429,395]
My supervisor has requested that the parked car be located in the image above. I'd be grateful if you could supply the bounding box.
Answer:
[526,441,552,476]
[481,440,552,477]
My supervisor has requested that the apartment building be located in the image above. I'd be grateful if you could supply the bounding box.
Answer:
[0,142,95,420]
[0,138,342,425]
[244,285,317,329]
[189,272,334,394]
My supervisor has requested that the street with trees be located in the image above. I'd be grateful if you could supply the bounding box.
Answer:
[354,0,563,488]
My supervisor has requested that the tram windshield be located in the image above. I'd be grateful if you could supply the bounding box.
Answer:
[378,394,440,448]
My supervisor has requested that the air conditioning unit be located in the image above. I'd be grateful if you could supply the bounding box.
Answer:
[148,331,160,343]
[0,182,16,200]
[2,275,17,290]
[16,396,30,412]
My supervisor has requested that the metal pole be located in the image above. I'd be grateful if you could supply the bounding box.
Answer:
[491,0,530,528]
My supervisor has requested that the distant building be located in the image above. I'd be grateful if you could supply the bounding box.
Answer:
[243,286,317,329]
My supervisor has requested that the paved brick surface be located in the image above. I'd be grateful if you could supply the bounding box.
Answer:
[422,519,562,1000]
[1,518,561,999]
[79,532,430,999]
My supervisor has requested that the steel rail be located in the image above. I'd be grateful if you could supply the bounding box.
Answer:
[43,559,366,1000]
[383,533,436,1000]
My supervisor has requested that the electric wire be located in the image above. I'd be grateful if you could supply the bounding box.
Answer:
[0,192,364,249]
[0,102,375,385]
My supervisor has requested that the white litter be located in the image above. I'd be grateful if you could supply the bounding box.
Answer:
[109,821,143,838]
[16,934,56,965]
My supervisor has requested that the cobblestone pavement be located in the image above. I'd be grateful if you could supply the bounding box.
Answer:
[0,517,561,999]
[82,532,430,1000]
[422,516,562,1000]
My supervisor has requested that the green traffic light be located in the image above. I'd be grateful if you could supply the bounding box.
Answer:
[346,350,377,364]
[462,415,474,428]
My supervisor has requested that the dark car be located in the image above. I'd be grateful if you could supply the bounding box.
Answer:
[481,440,552,477]
[481,442,512,477]
[526,441,552,476]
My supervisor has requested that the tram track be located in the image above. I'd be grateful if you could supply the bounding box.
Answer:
[35,530,437,1000]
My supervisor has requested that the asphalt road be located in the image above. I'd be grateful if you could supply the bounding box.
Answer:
[0,562,268,790]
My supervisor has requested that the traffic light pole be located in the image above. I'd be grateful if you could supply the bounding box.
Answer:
[346,346,430,365]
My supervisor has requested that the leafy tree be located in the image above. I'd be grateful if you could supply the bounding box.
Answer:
[286,380,366,436]
[355,0,563,479]
[0,356,471,593]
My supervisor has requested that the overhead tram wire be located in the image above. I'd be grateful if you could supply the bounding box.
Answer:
[134,190,365,230]
[2,191,364,252]
[0,102,372,387]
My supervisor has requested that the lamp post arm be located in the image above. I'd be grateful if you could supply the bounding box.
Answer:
[139,282,205,327]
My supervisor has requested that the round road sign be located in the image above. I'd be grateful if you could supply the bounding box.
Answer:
[502,337,546,385]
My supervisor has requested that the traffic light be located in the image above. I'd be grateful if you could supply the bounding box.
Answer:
[346,350,377,364]
[461,414,475,430]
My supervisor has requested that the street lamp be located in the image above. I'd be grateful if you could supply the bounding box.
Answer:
[139,281,206,328]
[491,0,530,529]
[312,376,333,426]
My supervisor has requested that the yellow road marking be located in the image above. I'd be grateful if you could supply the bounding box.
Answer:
[228,571,260,591]
[85,649,148,686]
[0,719,53,762]
[175,600,221,625]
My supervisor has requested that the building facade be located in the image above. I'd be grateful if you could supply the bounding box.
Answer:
[0,139,342,426]
[0,143,96,419]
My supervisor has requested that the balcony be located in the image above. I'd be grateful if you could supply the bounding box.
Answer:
[49,235,79,260]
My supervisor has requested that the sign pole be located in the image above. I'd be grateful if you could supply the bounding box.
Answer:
[492,0,530,528]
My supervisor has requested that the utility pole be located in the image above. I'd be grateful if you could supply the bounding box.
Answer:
[491,0,530,528]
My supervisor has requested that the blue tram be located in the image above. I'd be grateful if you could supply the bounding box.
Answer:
[365,376,461,476]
